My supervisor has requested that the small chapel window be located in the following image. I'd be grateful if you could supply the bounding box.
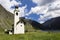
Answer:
[20,25,22,27]
[21,22,22,23]
[16,12,18,15]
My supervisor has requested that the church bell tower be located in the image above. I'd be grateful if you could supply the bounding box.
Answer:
[14,6,24,34]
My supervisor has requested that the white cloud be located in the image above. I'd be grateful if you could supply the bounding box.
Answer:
[19,5,27,17]
[32,0,55,6]
[0,0,21,13]
[25,5,48,16]
[32,0,42,5]
[0,0,12,13]
[0,0,1,4]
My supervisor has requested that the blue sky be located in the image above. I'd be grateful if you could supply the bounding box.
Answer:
[0,0,60,23]
[18,0,37,12]
[25,13,40,22]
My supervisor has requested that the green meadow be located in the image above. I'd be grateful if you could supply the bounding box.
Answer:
[0,31,60,40]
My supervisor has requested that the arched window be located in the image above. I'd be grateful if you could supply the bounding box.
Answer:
[21,21,22,23]
[20,25,22,27]
[16,12,18,15]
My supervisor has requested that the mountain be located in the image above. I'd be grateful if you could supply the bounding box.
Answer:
[43,17,60,30]
[0,5,14,32]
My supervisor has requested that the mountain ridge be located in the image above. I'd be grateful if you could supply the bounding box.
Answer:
[43,17,60,30]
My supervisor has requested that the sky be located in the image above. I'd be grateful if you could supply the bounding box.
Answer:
[0,0,60,24]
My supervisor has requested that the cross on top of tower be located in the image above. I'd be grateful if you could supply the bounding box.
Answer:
[15,5,18,9]
[14,5,20,13]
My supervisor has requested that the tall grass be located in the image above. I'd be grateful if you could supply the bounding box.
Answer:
[0,31,60,40]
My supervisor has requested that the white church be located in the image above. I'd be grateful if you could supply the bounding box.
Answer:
[13,5,25,34]
[5,5,25,34]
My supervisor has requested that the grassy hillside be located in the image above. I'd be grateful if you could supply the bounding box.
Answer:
[0,31,60,40]
[0,5,14,33]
